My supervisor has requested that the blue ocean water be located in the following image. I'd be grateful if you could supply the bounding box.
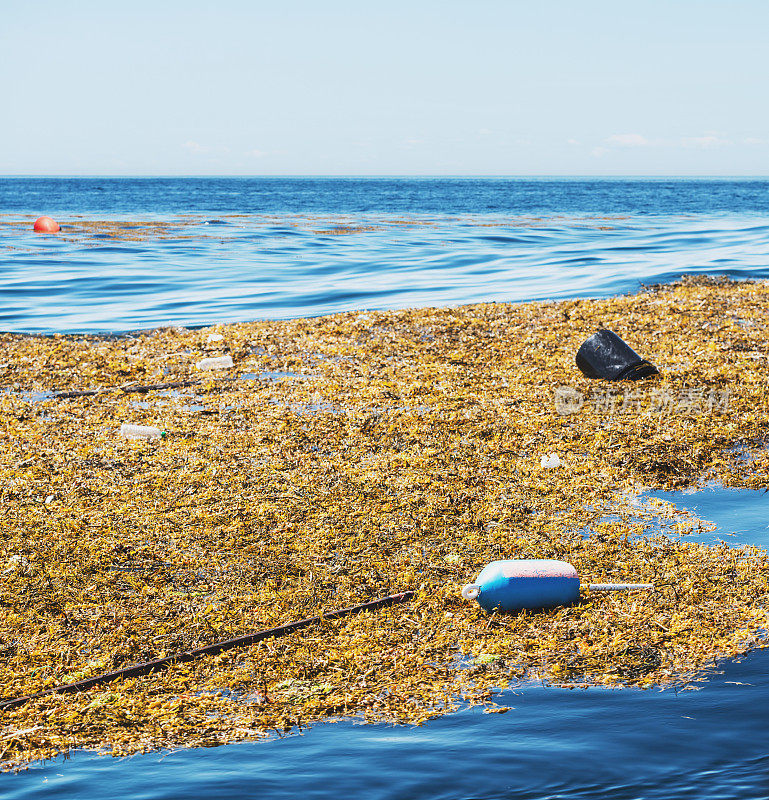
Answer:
[1,178,768,333]
[2,178,769,799]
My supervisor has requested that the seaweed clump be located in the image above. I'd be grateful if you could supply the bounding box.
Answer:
[0,275,768,769]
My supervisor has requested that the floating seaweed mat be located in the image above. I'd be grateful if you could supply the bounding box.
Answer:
[1,275,769,770]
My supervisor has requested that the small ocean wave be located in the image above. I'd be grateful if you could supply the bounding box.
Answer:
[1,205,768,333]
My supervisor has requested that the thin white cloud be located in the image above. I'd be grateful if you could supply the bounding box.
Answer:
[591,146,608,158]
[566,138,580,145]
[182,141,209,154]
[600,132,737,151]
[247,149,267,158]
[182,141,230,155]
[606,133,651,147]
[680,135,730,148]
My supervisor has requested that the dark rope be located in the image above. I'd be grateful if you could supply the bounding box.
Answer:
[0,591,414,712]
[53,379,203,399]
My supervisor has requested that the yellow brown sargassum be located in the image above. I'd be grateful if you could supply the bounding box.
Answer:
[1,276,768,769]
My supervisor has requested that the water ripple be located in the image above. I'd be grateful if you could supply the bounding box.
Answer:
[1,205,768,333]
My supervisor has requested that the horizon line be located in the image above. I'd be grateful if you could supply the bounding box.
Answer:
[2,173,769,180]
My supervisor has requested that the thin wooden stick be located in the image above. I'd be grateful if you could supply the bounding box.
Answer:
[53,379,203,399]
[0,591,414,712]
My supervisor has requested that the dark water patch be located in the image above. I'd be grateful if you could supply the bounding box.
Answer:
[240,371,310,381]
[85,245,149,255]
[4,649,768,800]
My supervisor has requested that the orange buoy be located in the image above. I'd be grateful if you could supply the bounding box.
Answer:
[33,216,60,233]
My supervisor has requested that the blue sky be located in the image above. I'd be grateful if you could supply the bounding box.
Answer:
[2,0,767,175]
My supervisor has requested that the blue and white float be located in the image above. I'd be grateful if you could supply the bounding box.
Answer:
[461,559,653,612]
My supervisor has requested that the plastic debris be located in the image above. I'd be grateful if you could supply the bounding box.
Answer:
[4,555,30,575]
[196,355,234,370]
[576,329,658,381]
[540,453,561,468]
[120,423,163,440]
[206,333,224,344]
[461,559,654,612]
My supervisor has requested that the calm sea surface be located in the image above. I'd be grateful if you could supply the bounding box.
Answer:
[1,179,768,799]
[1,177,768,333]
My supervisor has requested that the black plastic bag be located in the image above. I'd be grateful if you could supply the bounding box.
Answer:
[576,329,658,381]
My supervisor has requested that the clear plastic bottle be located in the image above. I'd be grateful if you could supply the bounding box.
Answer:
[120,423,164,440]
[196,355,234,370]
